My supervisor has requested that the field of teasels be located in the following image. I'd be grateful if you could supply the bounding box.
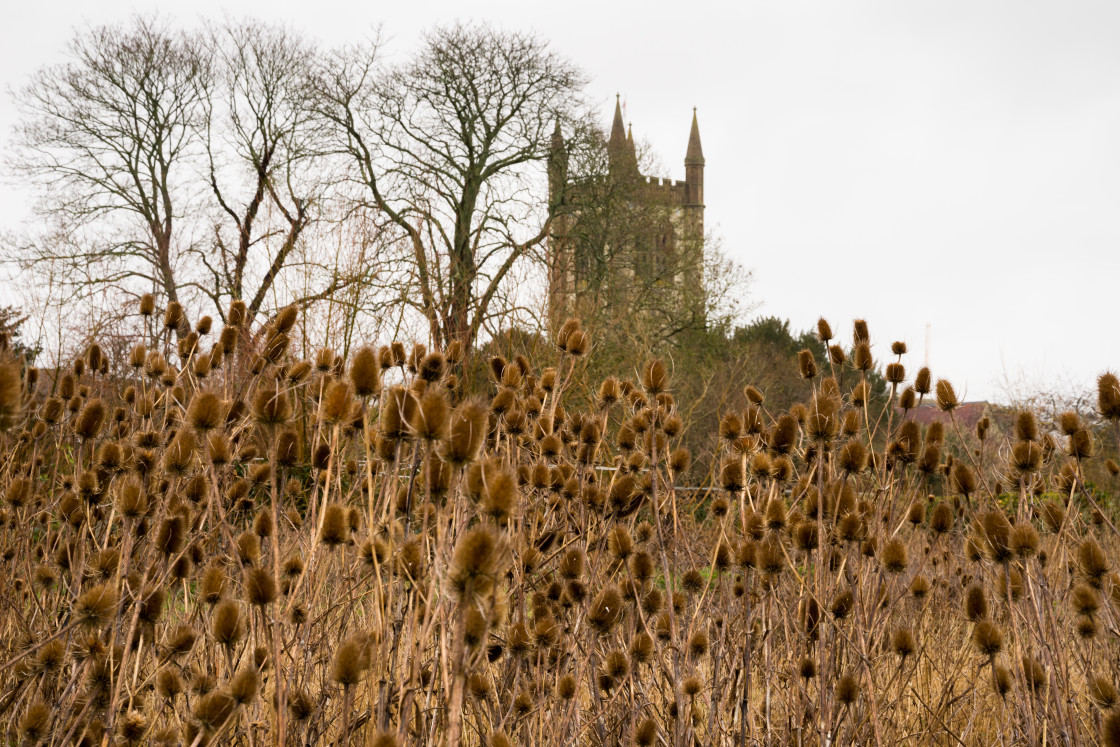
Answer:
[0,299,1119,746]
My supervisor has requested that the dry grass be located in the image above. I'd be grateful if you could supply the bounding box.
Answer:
[0,301,1117,746]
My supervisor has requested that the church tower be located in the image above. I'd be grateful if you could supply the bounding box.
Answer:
[547,101,707,336]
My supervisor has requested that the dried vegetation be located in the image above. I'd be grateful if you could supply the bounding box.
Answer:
[0,301,1118,745]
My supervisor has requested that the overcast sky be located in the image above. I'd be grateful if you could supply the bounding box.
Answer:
[2,0,1117,401]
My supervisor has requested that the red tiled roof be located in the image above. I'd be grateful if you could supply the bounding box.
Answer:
[899,401,990,432]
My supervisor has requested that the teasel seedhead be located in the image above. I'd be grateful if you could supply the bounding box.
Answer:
[163,301,184,332]
[881,538,908,574]
[1069,429,1094,459]
[992,664,1012,698]
[837,438,867,475]
[1089,676,1118,710]
[226,667,259,707]
[641,359,668,394]
[797,349,818,380]
[243,568,276,607]
[320,380,354,424]
[1010,523,1039,559]
[211,600,244,649]
[719,457,744,493]
[635,718,657,746]
[75,583,118,629]
[768,414,798,456]
[187,391,224,433]
[138,293,156,317]
[114,476,147,519]
[980,511,1013,563]
[555,318,580,351]
[972,619,1002,657]
[331,632,371,687]
[74,398,106,441]
[450,527,509,601]
[565,329,589,356]
[1014,411,1038,442]
[1021,655,1046,696]
[891,627,916,660]
[853,343,873,372]
[929,502,953,535]
[1071,582,1100,616]
[964,583,988,622]
[19,699,50,743]
[1098,372,1120,420]
[379,386,417,441]
[441,400,486,463]
[1010,441,1043,475]
[319,504,350,547]
[951,463,976,498]
[1079,538,1109,586]
[349,346,381,398]
[252,387,291,426]
[588,585,623,634]
[934,379,958,412]
[850,380,871,407]
[836,672,860,706]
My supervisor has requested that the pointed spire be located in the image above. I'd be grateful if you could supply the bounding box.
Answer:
[548,120,567,199]
[685,107,704,166]
[625,123,639,174]
[551,120,565,152]
[611,95,626,141]
[608,94,627,162]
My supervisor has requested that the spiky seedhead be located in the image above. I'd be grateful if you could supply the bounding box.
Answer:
[891,627,916,660]
[19,700,50,743]
[935,379,958,412]
[951,463,977,498]
[244,568,276,606]
[75,583,118,629]
[588,585,623,635]
[74,398,106,441]
[641,359,668,394]
[252,387,291,426]
[450,527,508,601]
[836,672,860,706]
[880,538,908,574]
[187,391,225,432]
[1089,676,1118,710]
[194,689,237,731]
[972,619,1002,657]
[231,668,259,705]
[1098,372,1120,420]
[331,632,370,687]
[797,349,818,380]
[211,600,244,648]
[964,584,988,623]
[349,346,382,398]
[319,504,350,547]
[1079,538,1109,585]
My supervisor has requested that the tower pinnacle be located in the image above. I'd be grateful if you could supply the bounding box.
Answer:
[685,108,704,166]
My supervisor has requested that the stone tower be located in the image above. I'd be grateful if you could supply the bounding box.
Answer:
[547,99,706,338]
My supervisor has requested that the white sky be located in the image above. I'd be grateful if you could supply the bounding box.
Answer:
[2,0,1118,401]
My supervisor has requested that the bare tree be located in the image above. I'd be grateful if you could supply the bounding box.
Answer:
[8,18,210,308]
[197,21,352,324]
[312,23,588,349]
